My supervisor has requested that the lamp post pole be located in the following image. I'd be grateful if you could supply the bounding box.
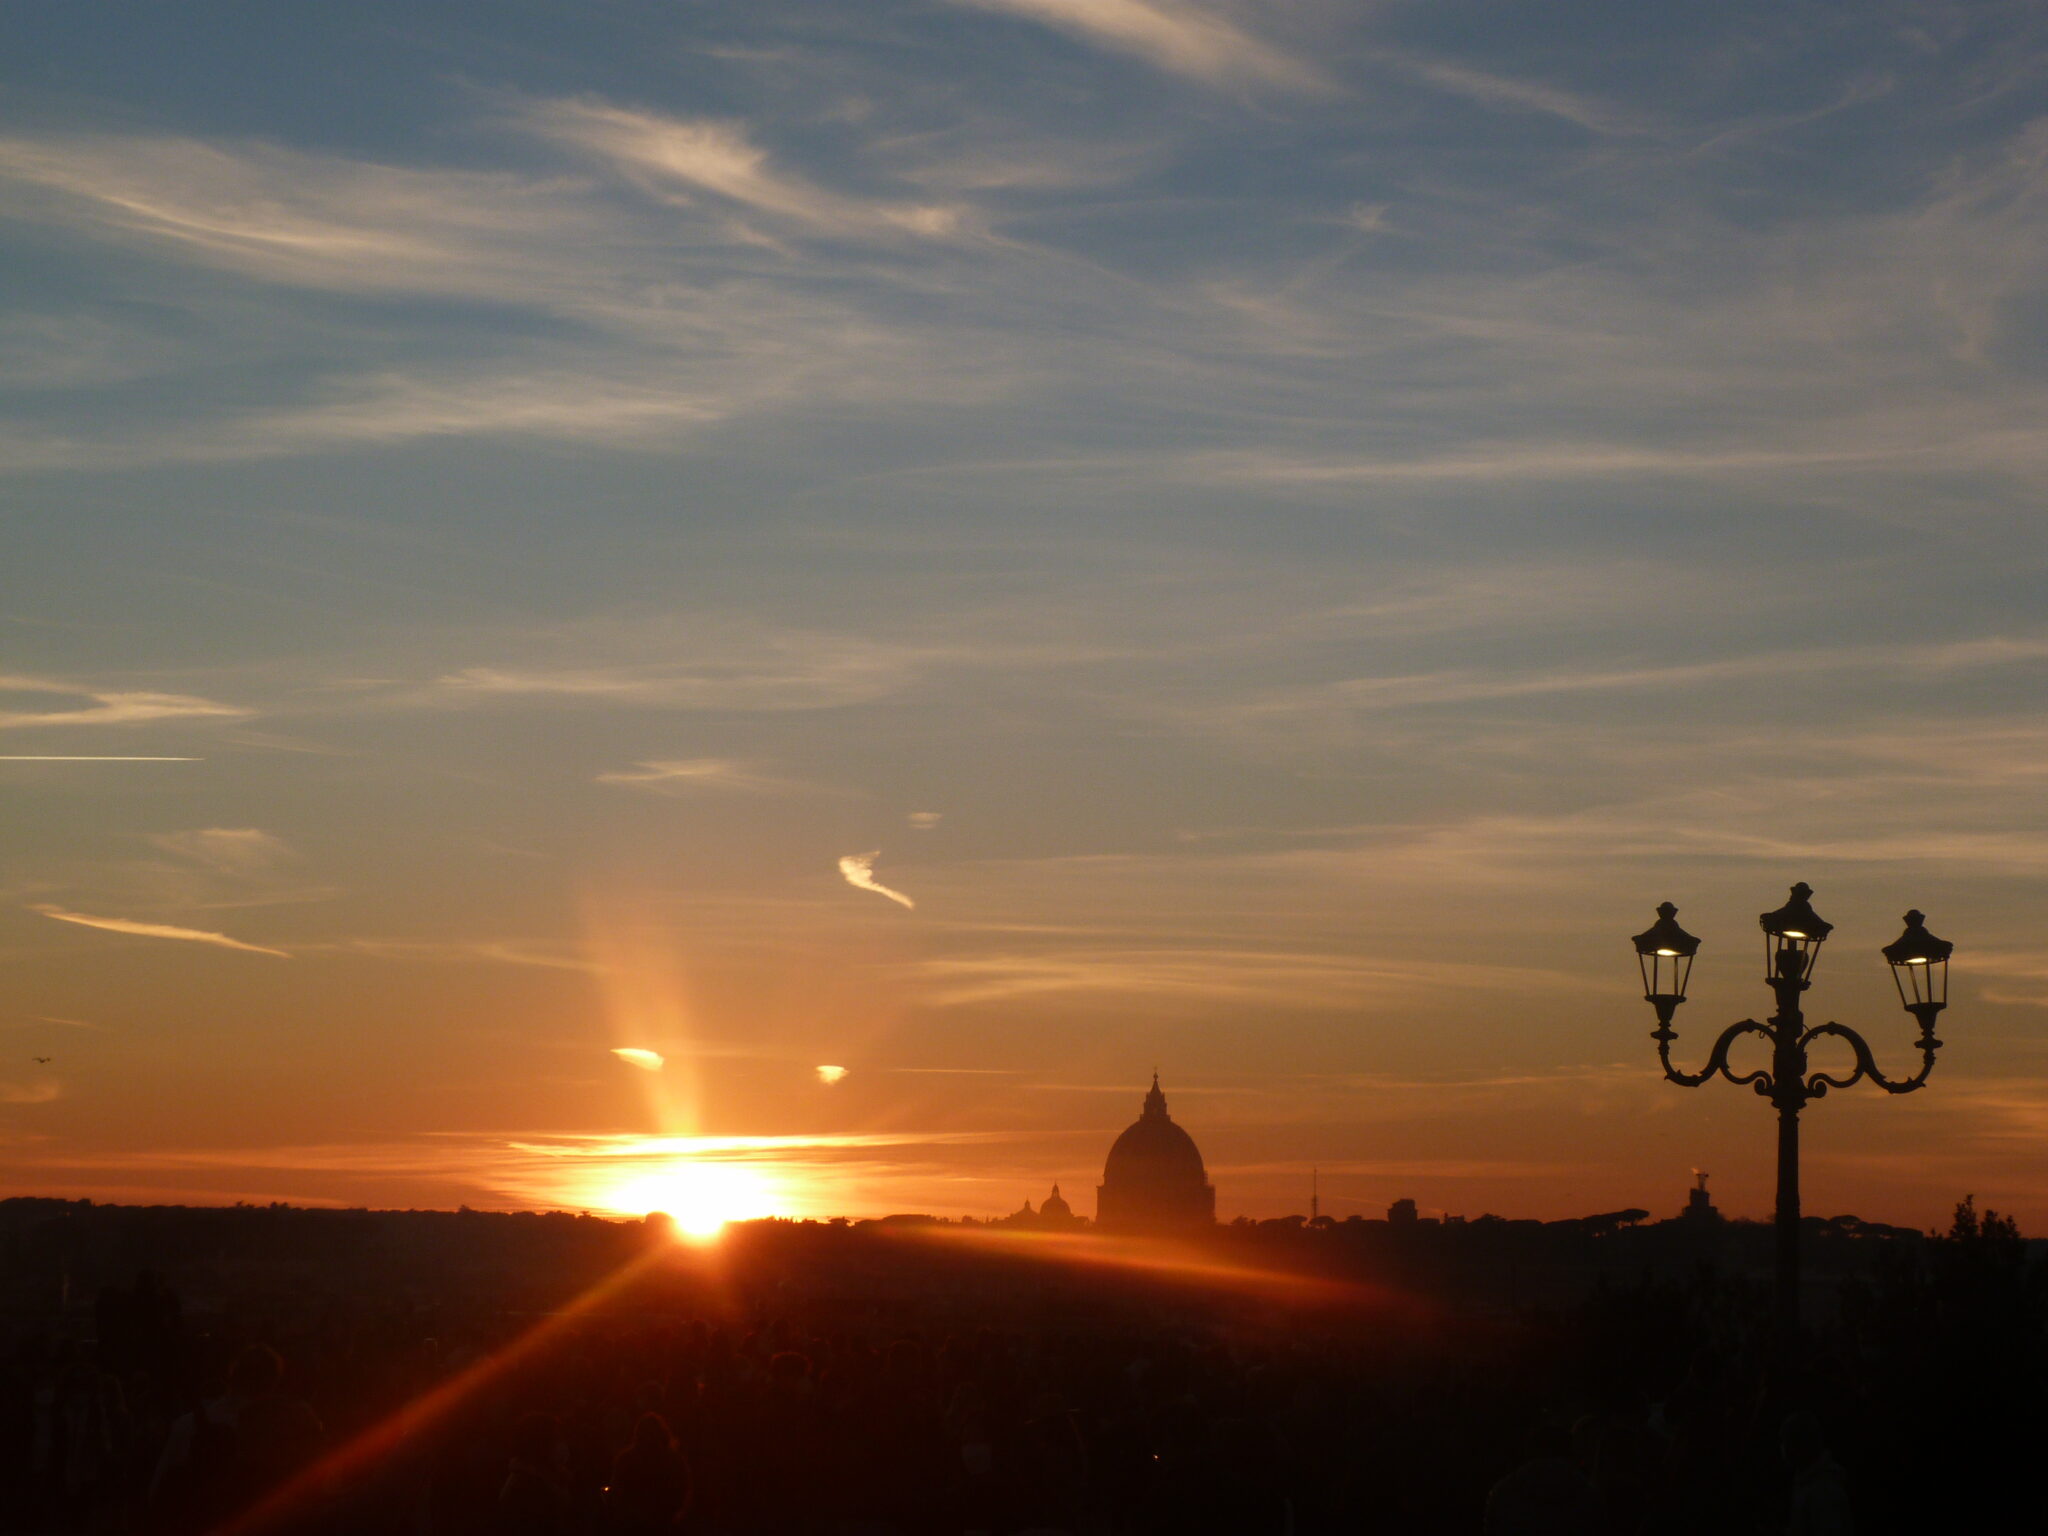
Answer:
[1631,885,1954,1347]
[1767,960,1806,1345]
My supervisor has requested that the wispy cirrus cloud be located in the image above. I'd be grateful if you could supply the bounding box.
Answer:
[0,122,1006,471]
[0,675,250,730]
[913,947,1586,1009]
[0,133,606,298]
[1135,632,2048,746]
[299,938,600,973]
[595,758,827,795]
[521,101,973,239]
[429,639,924,714]
[944,0,1329,93]
[0,755,200,762]
[32,904,290,957]
[1184,423,2048,489]
[145,827,290,875]
[0,368,733,471]
[3,827,331,933]
[0,310,180,388]
[1372,50,1643,135]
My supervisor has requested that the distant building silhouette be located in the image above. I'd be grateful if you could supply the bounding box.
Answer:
[1096,1074,1216,1234]
[1681,1169,1721,1225]
[997,1183,1084,1230]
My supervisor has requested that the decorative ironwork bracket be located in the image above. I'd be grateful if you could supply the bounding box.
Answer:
[1654,1018,1772,1092]
[1799,1020,1941,1098]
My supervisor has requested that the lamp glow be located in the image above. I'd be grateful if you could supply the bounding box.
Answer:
[1759,883,1832,983]
[1882,909,1952,1016]
[1631,902,1700,1014]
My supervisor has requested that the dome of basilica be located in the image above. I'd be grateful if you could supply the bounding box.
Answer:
[1096,1074,1216,1234]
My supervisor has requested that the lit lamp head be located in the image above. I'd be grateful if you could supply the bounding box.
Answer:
[1759,882,1832,985]
[1632,902,1699,1027]
[1882,909,1951,1022]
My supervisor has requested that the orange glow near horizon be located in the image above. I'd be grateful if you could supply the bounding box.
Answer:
[881,1223,1434,1325]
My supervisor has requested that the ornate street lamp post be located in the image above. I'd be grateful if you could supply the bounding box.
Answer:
[1631,884,1954,1342]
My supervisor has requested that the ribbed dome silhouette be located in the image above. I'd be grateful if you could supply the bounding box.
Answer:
[1103,1096,1206,1185]
[1096,1074,1216,1233]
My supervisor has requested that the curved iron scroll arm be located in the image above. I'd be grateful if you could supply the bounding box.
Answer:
[1800,1020,1939,1097]
[1657,1019,1773,1091]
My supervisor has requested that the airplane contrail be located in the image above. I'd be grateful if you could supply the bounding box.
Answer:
[612,1047,665,1071]
[33,905,289,957]
[0,756,200,761]
[838,851,915,909]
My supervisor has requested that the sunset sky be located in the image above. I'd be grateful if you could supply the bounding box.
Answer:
[6,1,2048,1230]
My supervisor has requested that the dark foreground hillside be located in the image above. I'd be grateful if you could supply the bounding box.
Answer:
[1,1198,2037,1534]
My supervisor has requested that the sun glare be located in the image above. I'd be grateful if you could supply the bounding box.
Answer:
[600,1159,778,1238]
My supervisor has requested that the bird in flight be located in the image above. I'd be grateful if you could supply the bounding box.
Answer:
[32,1056,51,1065]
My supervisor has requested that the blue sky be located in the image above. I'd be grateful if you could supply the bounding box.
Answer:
[5,0,2048,1226]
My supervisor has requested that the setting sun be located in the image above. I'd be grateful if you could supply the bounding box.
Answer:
[596,1159,780,1237]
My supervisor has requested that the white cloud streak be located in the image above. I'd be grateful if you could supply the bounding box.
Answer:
[0,676,250,730]
[433,641,921,713]
[33,904,290,957]
[595,758,822,795]
[146,828,290,875]
[945,0,1329,93]
[913,947,1583,1008]
[0,133,605,298]
[0,756,199,761]
[1139,632,2048,744]
[521,101,973,239]
[1375,51,1643,134]
[0,121,1012,470]
[300,939,600,973]
[839,851,916,909]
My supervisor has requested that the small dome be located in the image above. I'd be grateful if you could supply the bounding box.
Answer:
[1040,1183,1073,1219]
